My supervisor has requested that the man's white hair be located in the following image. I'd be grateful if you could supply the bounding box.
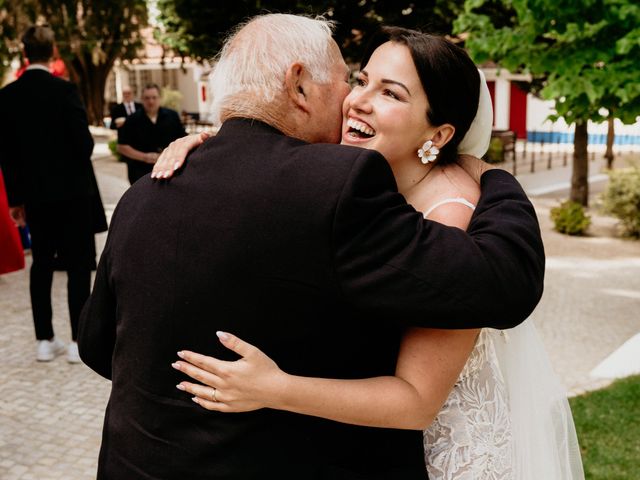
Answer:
[209,13,337,124]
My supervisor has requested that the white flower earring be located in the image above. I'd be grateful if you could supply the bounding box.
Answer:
[418,140,439,164]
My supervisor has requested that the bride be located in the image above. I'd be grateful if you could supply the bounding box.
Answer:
[161,27,584,480]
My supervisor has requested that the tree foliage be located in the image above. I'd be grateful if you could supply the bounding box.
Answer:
[39,0,148,125]
[156,0,464,64]
[455,0,640,205]
[0,0,37,79]
[1,0,148,125]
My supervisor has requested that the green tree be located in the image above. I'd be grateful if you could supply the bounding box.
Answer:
[156,0,464,64]
[0,0,37,80]
[456,0,640,206]
[1,1,148,125]
[37,0,148,125]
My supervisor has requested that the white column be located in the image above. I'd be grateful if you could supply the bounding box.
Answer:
[114,67,123,103]
[494,77,511,130]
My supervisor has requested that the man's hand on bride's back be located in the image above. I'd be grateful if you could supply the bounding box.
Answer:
[151,132,210,179]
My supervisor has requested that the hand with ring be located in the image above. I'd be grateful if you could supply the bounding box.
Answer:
[172,331,288,412]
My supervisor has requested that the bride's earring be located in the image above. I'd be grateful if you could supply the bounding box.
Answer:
[417,140,439,164]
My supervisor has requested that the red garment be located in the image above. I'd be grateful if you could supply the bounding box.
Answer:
[15,58,67,79]
[0,170,25,274]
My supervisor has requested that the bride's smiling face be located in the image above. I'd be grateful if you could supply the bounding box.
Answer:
[341,41,432,164]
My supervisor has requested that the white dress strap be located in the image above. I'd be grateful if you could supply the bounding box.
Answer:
[424,198,476,218]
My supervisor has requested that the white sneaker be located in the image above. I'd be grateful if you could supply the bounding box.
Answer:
[67,341,81,364]
[36,338,66,362]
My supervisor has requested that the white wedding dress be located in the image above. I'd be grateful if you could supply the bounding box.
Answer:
[420,70,584,480]
[423,323,585,480]
[424,329,513,479]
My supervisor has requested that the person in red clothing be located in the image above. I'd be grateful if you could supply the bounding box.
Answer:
[0,169,25,275]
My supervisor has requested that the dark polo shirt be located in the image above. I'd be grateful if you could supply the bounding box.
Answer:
[118,107,186,184]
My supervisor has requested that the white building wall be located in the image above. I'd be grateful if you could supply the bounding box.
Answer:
[176,65,201,113]
[108,62,204,113]
[526,94,640,144]
[493,77,511,130]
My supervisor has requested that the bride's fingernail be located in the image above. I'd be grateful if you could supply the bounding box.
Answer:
[192,397,200,404]
[173,162,181,171]
[176,384,185,391]
[216,331,230,342]
[171,362,181,370]
[177,351,185,358]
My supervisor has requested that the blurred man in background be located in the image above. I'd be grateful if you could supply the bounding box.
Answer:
[109,86,141,129]
[117,83,186,184]
[0,25,107,363]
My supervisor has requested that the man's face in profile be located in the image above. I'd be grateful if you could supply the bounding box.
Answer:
[304,40,351,144]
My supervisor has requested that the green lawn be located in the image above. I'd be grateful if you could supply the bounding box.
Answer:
[570,375,640,479]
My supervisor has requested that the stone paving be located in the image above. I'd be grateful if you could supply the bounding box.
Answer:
[1,142,639,479]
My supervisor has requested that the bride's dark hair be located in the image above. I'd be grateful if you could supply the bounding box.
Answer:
[360,27,481,165]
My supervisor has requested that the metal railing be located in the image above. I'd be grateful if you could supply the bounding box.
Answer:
[489,130,640,175]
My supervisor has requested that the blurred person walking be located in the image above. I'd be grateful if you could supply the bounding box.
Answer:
[117,83,186,184]
[0,25,107,363]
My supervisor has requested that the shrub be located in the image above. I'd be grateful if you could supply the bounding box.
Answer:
[601,166,640,238]
[107,139,121,161]
[161,87,183,113]
[550,200,591,235]
[484,137,505,164]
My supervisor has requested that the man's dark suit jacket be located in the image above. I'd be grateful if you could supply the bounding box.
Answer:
[109,101,142,129]
[79,118,545,480]
[0,69,106,236]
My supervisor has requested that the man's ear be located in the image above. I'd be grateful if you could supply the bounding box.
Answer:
[284,62,311,113]
[431,124,456,149]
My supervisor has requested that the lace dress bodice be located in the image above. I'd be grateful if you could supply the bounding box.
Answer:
[423,329,513,480]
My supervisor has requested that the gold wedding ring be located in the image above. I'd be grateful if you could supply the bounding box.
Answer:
[211,388,218,402]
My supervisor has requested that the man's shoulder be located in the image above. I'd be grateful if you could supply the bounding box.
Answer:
[0,79,17,94]
[159,107,181,122]
[123,109,145,125]
[297,142,388,174]
[32,72,75,93]
[49,74,74,88]
[0,81,16,107]
[0,76,28,99]
[304,142,378,158]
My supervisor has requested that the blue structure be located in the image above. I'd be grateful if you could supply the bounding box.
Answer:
[527,131,640,145]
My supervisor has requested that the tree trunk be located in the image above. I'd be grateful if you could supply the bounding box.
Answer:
[79,67,110,127]
[605,116,615,169]
[67,56,113,126]
[570,121,589,206]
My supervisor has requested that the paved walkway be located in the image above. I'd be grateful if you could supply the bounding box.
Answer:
[1,140,638,479]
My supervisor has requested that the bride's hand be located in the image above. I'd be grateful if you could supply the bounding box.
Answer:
[172,331,288,412]
[456,154,495,185]
[151,132,210,179]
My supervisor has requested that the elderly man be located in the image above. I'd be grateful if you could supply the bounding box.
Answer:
[108,85,141,129]
[79,14,544,479]
[116,83,186,184]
